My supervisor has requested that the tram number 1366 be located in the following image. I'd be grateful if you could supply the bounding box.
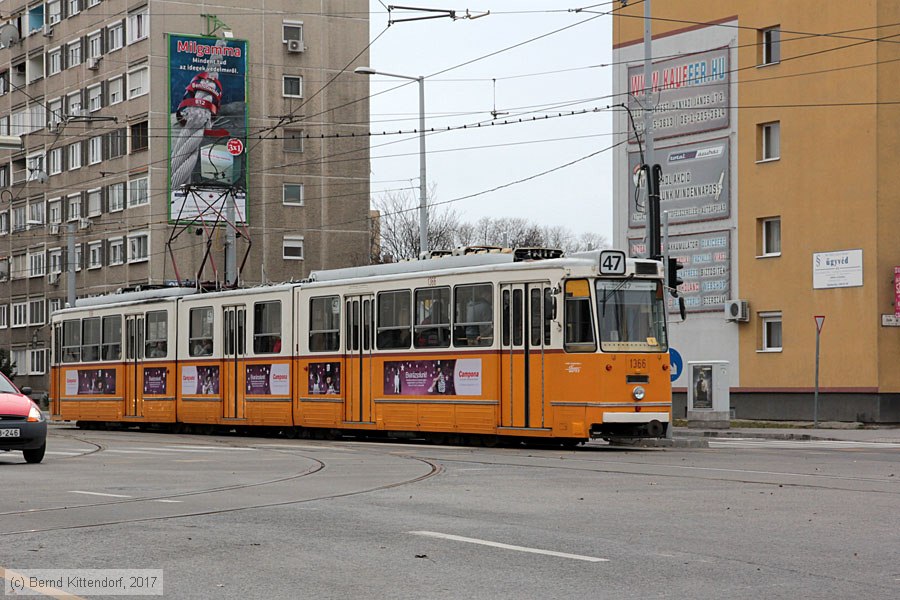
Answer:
[599,250,626,275]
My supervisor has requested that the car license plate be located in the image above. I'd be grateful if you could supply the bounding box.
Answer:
[0,429,21,437]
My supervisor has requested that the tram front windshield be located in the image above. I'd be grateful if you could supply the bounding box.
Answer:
[596,279,668,352]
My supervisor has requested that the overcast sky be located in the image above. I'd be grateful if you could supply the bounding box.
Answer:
[364,1,615,241]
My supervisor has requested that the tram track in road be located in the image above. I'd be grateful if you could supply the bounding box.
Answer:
[0,431,443,537]
[393,447,900,495]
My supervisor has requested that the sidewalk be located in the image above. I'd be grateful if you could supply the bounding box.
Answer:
[673,421,900,445]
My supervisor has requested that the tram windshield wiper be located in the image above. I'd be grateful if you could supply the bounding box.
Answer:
[600,274,634,316]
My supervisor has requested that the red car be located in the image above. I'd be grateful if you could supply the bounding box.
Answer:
[0,374,47,464]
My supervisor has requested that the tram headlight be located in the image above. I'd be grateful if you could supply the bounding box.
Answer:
[632,386,646,401]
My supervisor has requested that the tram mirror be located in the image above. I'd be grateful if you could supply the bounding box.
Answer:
[545,296,557,321]
[679,296,687,321]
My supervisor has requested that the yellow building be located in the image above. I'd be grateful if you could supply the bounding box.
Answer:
[612,1,900,422]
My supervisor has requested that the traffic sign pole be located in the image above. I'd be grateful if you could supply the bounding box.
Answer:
[814,316,825,427]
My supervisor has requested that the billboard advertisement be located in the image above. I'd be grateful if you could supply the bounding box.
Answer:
[627,46,730,142]
[628,138,730,228]
[167,34,248,224]
[384,359,482,396]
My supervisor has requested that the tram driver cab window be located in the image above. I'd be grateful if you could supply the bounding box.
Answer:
[564,279,596,353]
[189,307,214,357]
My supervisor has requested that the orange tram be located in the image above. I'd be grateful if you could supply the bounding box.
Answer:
[50,248,673,444]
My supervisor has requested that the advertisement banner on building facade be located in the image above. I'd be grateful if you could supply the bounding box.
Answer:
[167,34,249,224]
[630,230,731,313]
[627,46,730,142]
[813,249,863,289]
[628,138,730,229]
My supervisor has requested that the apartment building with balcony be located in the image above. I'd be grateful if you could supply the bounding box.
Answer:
[0,0,372,395]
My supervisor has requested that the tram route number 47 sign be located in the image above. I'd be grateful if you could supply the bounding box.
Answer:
[599,250,626,275]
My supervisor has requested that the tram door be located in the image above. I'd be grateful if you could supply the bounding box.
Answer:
[500,283,549,429]
[222,305,246,420]
[344,295,375,424]
[124,314,144,418]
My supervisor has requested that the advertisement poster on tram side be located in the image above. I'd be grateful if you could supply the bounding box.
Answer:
[144,368,168,395]
[308,363,341,395]
[246,364,290,396]
[66,369,116,396]
[181,366,220,396]
[383,359,482,396]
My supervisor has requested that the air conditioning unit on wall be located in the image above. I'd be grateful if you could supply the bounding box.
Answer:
[286,39,305,53]
[725,299,749,322]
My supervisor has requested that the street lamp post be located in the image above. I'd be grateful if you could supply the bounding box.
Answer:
[354,66,428,256]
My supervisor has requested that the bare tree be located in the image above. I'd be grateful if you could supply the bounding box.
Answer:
[372,187,460,261]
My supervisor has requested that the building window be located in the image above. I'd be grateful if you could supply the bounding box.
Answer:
[48,98,63,127]
[12,205,26,232]
[0,212,7,235]
[130,121,148,152]
[127,7,149,44]
[47,0,62,24]
[108,77,123,104]
[283,76,302,98]
[283,129,304,153]
[107,182,125,212]
[29,201,44,227]
[87,188,102,216]
[0,305,7,327]
[127,231,149,263]
[283,183,304,206]
[283,236,304,260]
[759,26,781,65]
[11,254,26,279]
[49,248,62,273]
[67,40,82,68]
[30,349,46,375]
[48,47,62,76]
[107,129,126,159]
[758,121,780,161]
[88,136,102,164]
[87,0,102,8]
[68,0,81,17]
[28,298,44,325]
[759,217,781,257]
[759,312,783,352]
[28,250,46,277]
[48,148,63,175]
[108,237,124,265]
[107,21,124,52]
[12,302,28,327]
[48,298,62,315]
[283,22,303,44]
[128,176,149,207]
[73,244,83,272]
[11,349,26,375]
[87,31,103,59]
[68,142,82,170]
[48,199,62,224]
[88,241,103,269]
[66,91,83,118]
[67,194,82,221]
[88,85,102,112]
[128,67,148,99]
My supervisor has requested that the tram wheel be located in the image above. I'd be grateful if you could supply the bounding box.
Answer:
[283,427,299,439]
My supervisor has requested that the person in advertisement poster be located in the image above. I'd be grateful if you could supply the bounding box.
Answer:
[168,34,247,221]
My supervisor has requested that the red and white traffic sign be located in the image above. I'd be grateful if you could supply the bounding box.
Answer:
[226,138,244,156]
[814,315,825,333]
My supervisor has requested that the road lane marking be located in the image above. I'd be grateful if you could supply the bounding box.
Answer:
[410,531,608,562]
[45,451,84,456]
[68,491,132,498]
[105,449,164,455]
[154,499,183,503]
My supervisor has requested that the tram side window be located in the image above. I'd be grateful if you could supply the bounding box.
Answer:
[377,290,411,350]
[309,296,340,352]
[414,287,451,348]
[102,316,122,360]
[253,301,282,354]
[145,311,167,358]
[564,279,596,352]
[62,319,81,363]
[454,284,492,347]
[189,307,214,356]
[81,317,101,362]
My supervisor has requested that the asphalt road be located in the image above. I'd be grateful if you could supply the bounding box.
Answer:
[1,427,898,599]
